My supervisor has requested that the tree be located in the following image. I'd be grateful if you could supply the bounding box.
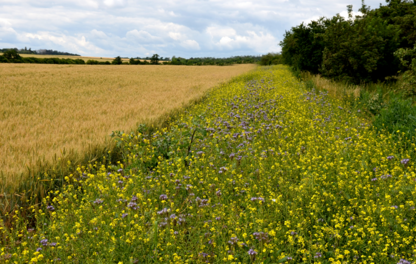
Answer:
[3,49,22,62]
[112,56,122,65]
[280,17,328,74]
[150,54,160,64]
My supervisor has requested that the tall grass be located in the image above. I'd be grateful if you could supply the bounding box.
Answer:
[300,71,416,143]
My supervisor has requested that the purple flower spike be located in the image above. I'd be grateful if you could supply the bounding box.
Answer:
[314,252,322,258]
[401,159,410,166]
[40,239,48,246]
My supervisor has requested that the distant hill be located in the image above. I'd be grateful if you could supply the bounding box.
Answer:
[0,47,80,56]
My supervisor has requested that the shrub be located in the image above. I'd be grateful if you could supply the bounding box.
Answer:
[112,56,122,65]
[2,49,22,63]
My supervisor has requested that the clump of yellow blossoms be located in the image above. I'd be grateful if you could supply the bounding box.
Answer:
[1,65,415,263]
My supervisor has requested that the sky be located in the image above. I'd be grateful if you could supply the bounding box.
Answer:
[0,0,387,58]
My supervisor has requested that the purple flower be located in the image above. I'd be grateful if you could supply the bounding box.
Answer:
[253,232,269,242]
[40,239,48,246]
[50,242,57,247]
[93,198,103,205]
[314,252,322,258]
[401,159,410,166]
[371,178,378,182]
[36,248,42,252]
[391,205,398,209]
[287,256,293,260]
[170,214,177,219]
[381,174,392,179]
[215,217,221,221]
[157,208,170,215]
[127,202,138,210]
[387,155,394,160]
[47,205,55,211]
[131,195,138,201]
[215,190,222,197]
[122,213,128,218]
[397,259,412,264]
[117,168,123,173]
[159,194,168,200]
[229,236,238,244]
[248,249,257,256]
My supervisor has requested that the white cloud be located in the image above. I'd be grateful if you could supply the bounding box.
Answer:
[180,39,200,50]
[22,32,105,54]
[103,0,126,7]
[0,0,386,57]
[168,32,183,41]
[126,30,163,44]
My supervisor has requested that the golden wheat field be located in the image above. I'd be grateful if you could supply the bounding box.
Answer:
[0,63,255,188]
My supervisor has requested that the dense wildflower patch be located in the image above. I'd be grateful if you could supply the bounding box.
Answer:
[1,65,416,263]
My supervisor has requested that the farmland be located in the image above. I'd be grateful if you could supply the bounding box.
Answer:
[0,63,255,190]
[2,65,415,263]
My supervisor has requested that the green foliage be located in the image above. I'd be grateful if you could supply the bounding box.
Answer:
[321,13,400,83]
[280,18,327,74]
[170,55,260,66]
[259,53,283,66]
[2,49,22,62]
[21,57,86,64]
[394,44,416,95]
[280,0,416,84]
[86,60,99,65]
[0,55,7,63]
[150,54,160,64]
[112,56,123,65]
[358,89,385,115]
[373,95,416,141]
[129,58,144,65]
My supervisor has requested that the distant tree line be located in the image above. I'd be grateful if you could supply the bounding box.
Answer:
[0,47,80,56]
[0,51,263,66]
[280,0,416,85]
[0,50,85,64]
[169,55,261,66]
[258,53,283,66]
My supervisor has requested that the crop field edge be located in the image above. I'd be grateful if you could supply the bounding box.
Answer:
[0,66,259,227]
